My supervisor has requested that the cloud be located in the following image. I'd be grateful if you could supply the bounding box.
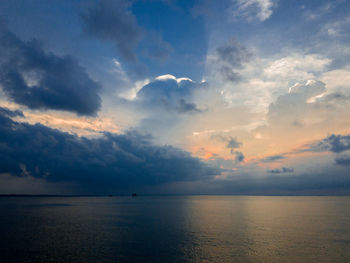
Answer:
[0,108,219,193]
[267,80,326,125]
[119,75,209,146]
[211,135,245,162]
[227,137,242,151]
[321,69,350,91]
[205,149,350,195]
[253,78,350,157]
[231,0,275,22]
[176,99,202,113]
[136,74,205,114]
[307,134,350,153]
[80,0,142,61]
[217,40,252,69]
[335,155,350,166]
[320,92,350,103]
[268,167,294,174]
[264,55,331,82]
[0,107,24,118]
[320,16,350,38]
[288,80,326,97]
[211,40,252,82]
[262,78,350,133]
[211,53,331,114]
[234,151,245,162]
[262,154,286,162]
[0,28,101,116]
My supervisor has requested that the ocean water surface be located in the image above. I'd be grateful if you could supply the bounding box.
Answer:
[0,196,349,263]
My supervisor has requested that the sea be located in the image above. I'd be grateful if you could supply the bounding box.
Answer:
[0,196,349,263]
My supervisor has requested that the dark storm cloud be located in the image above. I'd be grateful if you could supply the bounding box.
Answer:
[262,154,286,162]
[136,77,204,114]
[307,134,350,153]
[0,28,101,116]
[267,167,294,174]
[0,109,219,191]
[335,155,350,166]
[215,40,252,82]
[81,0,142,61]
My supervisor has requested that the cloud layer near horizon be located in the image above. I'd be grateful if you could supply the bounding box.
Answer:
[0,107,219,193]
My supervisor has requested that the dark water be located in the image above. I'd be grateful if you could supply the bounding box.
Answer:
[0,196,350,263]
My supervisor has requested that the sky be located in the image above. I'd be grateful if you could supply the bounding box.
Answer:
[0,0,350,195]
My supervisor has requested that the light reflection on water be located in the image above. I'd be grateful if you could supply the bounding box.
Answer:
[0,196,349,262]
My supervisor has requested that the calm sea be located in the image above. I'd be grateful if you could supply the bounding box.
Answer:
[0,196,349,263]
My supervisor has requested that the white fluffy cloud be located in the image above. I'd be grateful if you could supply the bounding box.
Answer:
[205,50,332,115]
[321,68,350,92]
[264,54,331,81]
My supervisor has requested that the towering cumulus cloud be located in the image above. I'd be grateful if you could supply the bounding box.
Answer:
[136,75,204,114]
[0,27,101,116]
[0,108,219,192]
